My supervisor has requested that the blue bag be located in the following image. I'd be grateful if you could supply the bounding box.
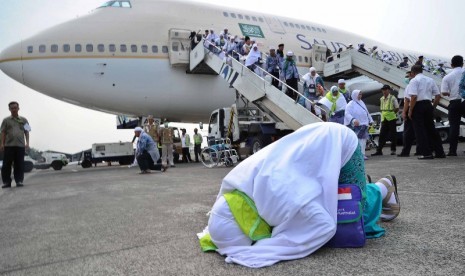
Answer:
[326,184,366,248]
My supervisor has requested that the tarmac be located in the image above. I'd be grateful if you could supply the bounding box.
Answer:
[1,145,465,276]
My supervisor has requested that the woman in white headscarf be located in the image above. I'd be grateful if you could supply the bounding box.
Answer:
[198,122,400,268]
[344,90,374,160]
[245,44,262,74]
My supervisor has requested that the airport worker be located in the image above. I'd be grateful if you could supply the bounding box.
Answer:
[193,128,203,162]
[266,46,281,89]
[159,120,176,167]
[398,71,418,157]
[144,115,159,144]
[281,51,300,101]
[337,79,350,102]
[441,55,465,156]
[398,56,409,69]
[372,85,399,156]
[198,122,400,268]
[319,86,347,124]
[181,128,192,163]
[134,127,165,174]
[344,90,374,160]
[1,101,30,188]
[407,65,446,159]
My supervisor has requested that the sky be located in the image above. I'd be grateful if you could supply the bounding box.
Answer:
[0,0,464,153]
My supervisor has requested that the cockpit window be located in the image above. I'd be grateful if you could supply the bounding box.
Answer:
[99,1,132,8]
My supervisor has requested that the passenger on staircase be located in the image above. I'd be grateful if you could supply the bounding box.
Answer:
[358,43,368,54]
[398,56,409,69]
[220,28,230,40]
[281,51,300,101]
[415,55,424,70]
[245,44,263,76]
[337,79,351,102]
[241,36,252,56]
[215,34,226,50]
[369,46,380,59]
[381,53,394,65]
[265,46,281,89]
[300,67,324,107]
[319,86,347,124]
[276,44,285,61]
[223,36,236,56]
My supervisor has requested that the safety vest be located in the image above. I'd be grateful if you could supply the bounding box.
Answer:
[193,133,202,145]
[380,94,397,121]
[199,190,272,252]
[144,123,159,142]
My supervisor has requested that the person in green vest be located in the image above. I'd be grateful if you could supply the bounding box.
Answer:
[181,128,192,163]
[372,85,399,156]
[193,128,203,163]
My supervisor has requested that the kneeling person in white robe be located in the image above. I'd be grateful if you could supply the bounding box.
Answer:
[198,122,400,268]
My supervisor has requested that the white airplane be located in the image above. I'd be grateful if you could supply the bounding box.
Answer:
[0,0,448,123]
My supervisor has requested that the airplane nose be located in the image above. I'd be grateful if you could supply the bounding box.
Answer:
[0,42,24,84]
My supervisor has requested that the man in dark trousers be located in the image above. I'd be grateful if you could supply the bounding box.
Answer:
[372,85,399,156]
[398,71,418,157]
[407,65,445,159]
[441,55,465,156]
[1,101,30,188]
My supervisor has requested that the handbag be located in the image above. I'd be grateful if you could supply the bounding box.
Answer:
[326,184,366,248]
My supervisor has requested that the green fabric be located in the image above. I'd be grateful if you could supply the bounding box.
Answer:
[338,144,385,238]
[325,91,340,113]
[224,190,272,241]
[199,233,218,252]
[380,94,397,121]
[193,133,202,144]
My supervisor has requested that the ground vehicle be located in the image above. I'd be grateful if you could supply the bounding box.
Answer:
[207,105,292,155]
[34,152,69,171]
[200,138,239,168]
[81,142,134,168]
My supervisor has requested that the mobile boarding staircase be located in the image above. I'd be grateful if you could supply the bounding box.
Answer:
[188,40,322,131]
[323,49,465,123]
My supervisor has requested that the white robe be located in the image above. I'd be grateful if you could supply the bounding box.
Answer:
[204,122,359,268]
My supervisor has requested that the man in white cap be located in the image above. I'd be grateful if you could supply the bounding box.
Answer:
[338,79,350,102]
[134,127,166,174]
[266,46,281,88]
[281,51,299,101]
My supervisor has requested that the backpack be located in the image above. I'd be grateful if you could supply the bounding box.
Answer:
[460,71,465,99]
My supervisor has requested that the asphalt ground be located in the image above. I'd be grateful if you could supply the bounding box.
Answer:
[0,145,464,276]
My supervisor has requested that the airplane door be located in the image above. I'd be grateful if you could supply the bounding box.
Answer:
[264,16,286,34]
[168,29,191,66]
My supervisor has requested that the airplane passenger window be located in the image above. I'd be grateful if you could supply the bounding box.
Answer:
[98,44,105,52]
[223,12,228,17]
[141,45,148,53]
[27,46,33,53]
[289,23,295,28]
[306,26,311,31]
[295,24,301,29]
[39,45,46,53]
[51,44,58,53]
[252,16,257,22]
[230,13,236,18]
[75,44,82,53]
[317,28,322,32]
[86,44,93,52]
[152,45,158,53]
[283,22,288,27]
[298,56,302,62]
[121,1,131,8]
[63,44,70,52]
[162,46,168,53]
[305,56,309,63]
[259,17,264,23]
[245,15,250,20]
[120,44,127,52]
[109,44,116,52]
[238,14,243,19]
[131,44,137,53]
[301,24,305,29]
[322,28,327,33]
[312,27,316,31]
